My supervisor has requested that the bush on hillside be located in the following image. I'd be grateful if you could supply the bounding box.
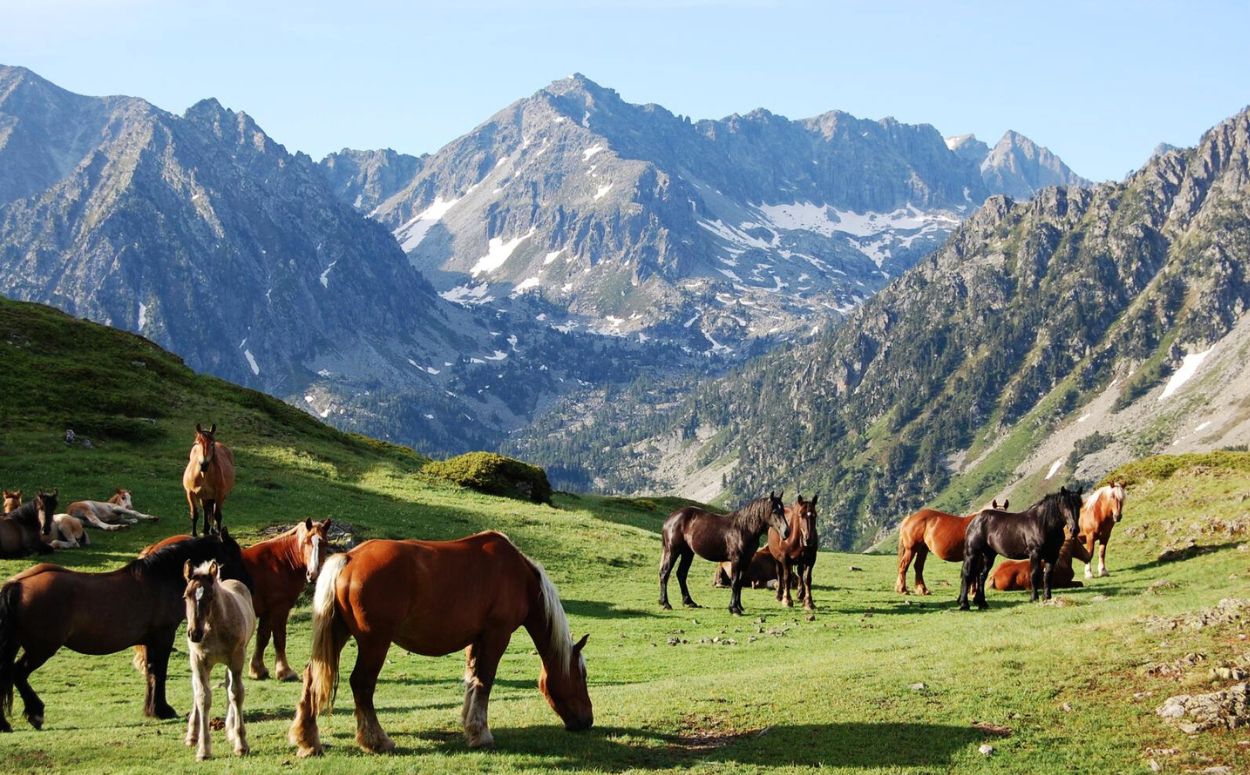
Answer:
[424,452,552,504]
[1102,450,1250,487]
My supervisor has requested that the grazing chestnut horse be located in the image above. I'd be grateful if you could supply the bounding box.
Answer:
[1080,482,1127,579]
[767,494,820,609]
[288,532,592,756]
[66,488,160,531]
[712,549,792,589]
[0,491,56,559]
[895,499,1007,595]
[143,520,333,681]
[0,532,248,731]
[659,492,789,615]
[183,560,255,760]
[183,424,236,536]
[958,488,1083,610]
[990,532,1092,591]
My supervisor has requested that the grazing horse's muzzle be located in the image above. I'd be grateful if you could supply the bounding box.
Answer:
[564,713,593,731]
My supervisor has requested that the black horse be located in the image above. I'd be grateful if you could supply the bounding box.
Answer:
[0,491,56,559]
[958,487,1083,610]
[659,492,789,615]
[0,531,251,732]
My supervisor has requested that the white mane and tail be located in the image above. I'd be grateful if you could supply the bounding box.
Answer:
[526,557,575,674]
[304,552,350,714]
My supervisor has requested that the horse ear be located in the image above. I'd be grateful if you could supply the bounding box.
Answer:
[1003,499,1009,510]
[196,423,203,434]
[811,494,818,506]
[220,526,230,540]
[321,518,332,530]
[184,559,194,581]
[50,489,57,498]
[304,518,313,531]
[573,633,589,653]
[209,423,216,435]
[769,490,776,499]
[207,560,219,578]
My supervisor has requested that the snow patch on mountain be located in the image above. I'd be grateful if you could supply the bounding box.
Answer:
[1160,347,1214,400]
[470,228,536,275]
[395,196,460,251]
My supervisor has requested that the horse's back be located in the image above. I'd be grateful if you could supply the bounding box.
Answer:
[222,578,257,630]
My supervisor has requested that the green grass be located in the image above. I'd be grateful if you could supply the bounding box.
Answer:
[3,298,1250,773]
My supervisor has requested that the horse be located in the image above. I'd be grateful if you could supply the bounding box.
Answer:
[895,499,1007,595]
[142,519,332,681]
[0,531,249,731]
[989,532,1093,592]
[659,492,789,615]
[0,491,56,559]
[712,549,793,590]
[65,488,160,531]
[767,494,820,610]
[287,532,592,756]
[183,423,236,536]
[46,515,88,549]
[1080,482,1127,579]
[183,560,256,760]
[958,488,1083,610]
[1,491,20,515]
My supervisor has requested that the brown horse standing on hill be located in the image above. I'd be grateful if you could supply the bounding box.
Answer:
[183,424,236,536]
[895,499,1007,595]
[1080,482,1127,579]
[0,491,56,559]
[288,532,592,756]
[767,494,820,609]
[990,532,1092,591]
[659,493,789,615]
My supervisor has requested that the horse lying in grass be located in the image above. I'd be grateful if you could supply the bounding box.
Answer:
[0,491,55,558]
[0,532,249,731]
[65,488,160,531]
[288,532,592,756]
[659,492,789,615]
[895,499,1007,595]
[768,494,819,609]
[6,491,88,550]
[989,532,1092,592]
[183,560,256,760]
[958,488,1083,610]
[143,519,332,681]
[1080,482,1127,579]
[712,548,794,590]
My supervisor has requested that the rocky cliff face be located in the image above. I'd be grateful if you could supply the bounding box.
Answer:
[508,107,1250,548]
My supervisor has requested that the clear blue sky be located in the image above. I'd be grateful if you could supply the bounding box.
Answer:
[3,0,1247,182]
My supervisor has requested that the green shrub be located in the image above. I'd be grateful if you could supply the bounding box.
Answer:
[424,451,552,504]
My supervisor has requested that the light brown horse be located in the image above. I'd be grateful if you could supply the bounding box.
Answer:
[1080,482,1127,579]
[1,491,20,515]
[66,488,160,530]
[767,494,820,610]
[0,491,56,559]
[895,499,1007,595]
[288,532,592,756]
[989,532,1093,591]
[183,423,236,536]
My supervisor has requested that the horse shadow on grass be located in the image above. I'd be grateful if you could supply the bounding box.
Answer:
[563,597,652,620]
[401,721,990,770]
[1120,540,1244,573]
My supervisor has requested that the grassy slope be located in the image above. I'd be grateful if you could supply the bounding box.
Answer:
[2,298,1249,773]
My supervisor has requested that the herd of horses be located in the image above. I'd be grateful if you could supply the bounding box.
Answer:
[0,419,1130,759]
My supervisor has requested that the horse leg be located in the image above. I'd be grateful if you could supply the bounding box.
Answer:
[462,631,511,748]
[804,562,816,610]
[349,637,396,753]
[729,569,746,615]
[12,649,52,730]
[896,542,914,595]
[658,543,676,610]
[272,607,298,682]
[1029,554,1044,602]
[1042,557,1055,601]
[249,617,272,680]
[676,550,699,608]
[1098,540,1109,577]
[289,621,350,757]
[1083,535,1096,579]
[191,659,212,760]
[213,501,224,536]
[226,649,248,756]
[958,555,976,610]
[975,554,992,609]
[187,493,200,538]
[143,632,178,719]
[913,546,931,596]
[204,499,217,536]
[779,561,793,608]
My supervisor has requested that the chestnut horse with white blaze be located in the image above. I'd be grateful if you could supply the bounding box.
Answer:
[183,424,235,536]
[767,494,819,609]
[895,499,1006,595]
[289,532,592,756]
[1080,482,1126,579]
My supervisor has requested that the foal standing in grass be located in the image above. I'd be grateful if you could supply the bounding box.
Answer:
[183,560,255,760]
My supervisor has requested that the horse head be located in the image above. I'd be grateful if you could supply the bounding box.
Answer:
[2,489,20,514]
[990,499,1009,511]
[768,491,789,541]
[793,494,819,548]
[35,489,57,536]
[194,423,218,473]
[538,633,593,731]
[1110,481,1127,523]
[183,560,220,644]
[298,518,333,584]
[113,487,134,509]
[1057,486,1083,538]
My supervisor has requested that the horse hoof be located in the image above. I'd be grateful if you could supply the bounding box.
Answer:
[1099,571,1110,578]
[659,602,672,610]
[682,601,700,609]
[958,602,970,611]
[277,671,299,683]
[27,714,43,730]
[249,668,269,681]
[234,745,249,756]
[0,721,11,733]
[918,588,931,596]
[154,704,178,720]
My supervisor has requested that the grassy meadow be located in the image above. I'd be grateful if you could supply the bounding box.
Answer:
[2,299,1249,773]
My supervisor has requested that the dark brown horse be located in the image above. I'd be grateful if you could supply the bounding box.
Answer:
[958,488,1083,610]
[990,532,1092,592]
[142,519,332,681]
[183,423,236,536]
[0,532,248,731]
[0,491,56,559]
[767,494,819,610]
[895,499,1006,595]
[659,492,789,615]
[288,532,591,756]
[711,549,792,589]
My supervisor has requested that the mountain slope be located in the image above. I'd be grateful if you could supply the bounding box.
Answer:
[508,106,1250,547]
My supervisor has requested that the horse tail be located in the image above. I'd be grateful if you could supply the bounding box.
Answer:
[0,583,20,717]
[521,551,574,670]
[306,552,349,714]
[132,646,147,673]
